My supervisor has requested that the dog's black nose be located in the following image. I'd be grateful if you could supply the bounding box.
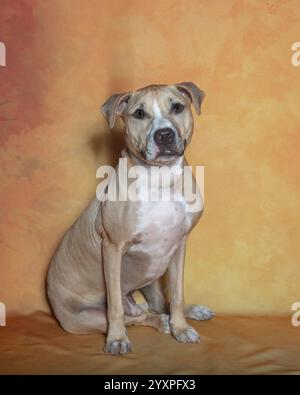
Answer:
[154,128,175,146]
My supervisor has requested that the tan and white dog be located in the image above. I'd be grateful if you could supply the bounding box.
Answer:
[47,82,214,355]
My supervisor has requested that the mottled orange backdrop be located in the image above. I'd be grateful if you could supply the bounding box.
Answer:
[0,0,299,316]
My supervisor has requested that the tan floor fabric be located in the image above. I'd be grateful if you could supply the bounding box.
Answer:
[0,313,299,375]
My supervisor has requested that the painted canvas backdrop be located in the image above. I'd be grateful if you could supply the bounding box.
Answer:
[0,0,300,315]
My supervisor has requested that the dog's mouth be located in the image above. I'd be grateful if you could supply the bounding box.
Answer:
[156,149,183,158]
[139,148,184,165]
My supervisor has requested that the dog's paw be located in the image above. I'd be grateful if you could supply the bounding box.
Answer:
[158,313,171,334]
[104,338,133,355]
[172,325,200,343]
[185,304,215,321]
[127,303,145,317]
[123,297,145,317]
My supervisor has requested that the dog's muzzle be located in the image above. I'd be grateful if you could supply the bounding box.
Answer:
[144,121,185,161]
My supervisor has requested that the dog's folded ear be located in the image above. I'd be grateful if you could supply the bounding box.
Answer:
[175,82,205,115]
[101,91,132,129]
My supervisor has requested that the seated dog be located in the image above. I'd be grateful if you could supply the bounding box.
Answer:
[47,82,214,355]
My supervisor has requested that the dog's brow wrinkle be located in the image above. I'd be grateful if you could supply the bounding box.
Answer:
[131,103,144,112]
[153,98,162,118]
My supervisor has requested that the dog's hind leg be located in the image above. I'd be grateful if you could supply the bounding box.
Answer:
[55,302,170,335]
[141,280,215,321]
[55,305,108,334]
[125,311,170,334]
[140,279,168,314]
[123,292,170,334]
[123,292,146,317]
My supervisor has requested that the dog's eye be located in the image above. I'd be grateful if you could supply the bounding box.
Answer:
[171,102,184,114]
[132,108,146,119]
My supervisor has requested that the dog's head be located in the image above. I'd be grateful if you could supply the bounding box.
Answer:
[101,82,205,165]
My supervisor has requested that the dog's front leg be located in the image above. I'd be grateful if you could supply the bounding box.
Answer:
[102,233,132,355]
[168,239,200,343]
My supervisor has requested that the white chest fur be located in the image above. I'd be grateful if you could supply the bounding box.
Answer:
[121,155,200,286]
[135,200,187,249]
[125,159,191,279]
[126,200,187,282]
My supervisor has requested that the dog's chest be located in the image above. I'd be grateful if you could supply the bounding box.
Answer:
[137,200,187,241]
[126,200,188,280]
